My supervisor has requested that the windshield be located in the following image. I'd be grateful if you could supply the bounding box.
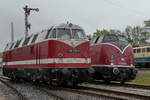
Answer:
[118,35,128,43]
[102,34,129,51]
[72,29,85,39]
[57,28,71,39]
[103,34,118,42]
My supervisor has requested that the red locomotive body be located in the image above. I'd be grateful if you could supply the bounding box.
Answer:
[2,23,93,86]
[90,34,137,83]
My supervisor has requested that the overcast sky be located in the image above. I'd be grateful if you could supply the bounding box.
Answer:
[0,0,150,52]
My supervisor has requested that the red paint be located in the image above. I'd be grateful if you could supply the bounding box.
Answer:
[3,40,91,68]
[90,43,135,66]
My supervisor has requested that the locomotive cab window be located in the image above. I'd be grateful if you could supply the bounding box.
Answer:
[57,28,71,39]
[72,29,86,39]
[118,35,128,42]
[103,34,118,43]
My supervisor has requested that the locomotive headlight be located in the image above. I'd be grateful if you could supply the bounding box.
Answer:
[110,55,114,65]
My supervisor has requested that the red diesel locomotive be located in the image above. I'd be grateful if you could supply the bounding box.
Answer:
[2,23,93,86]
[90,34,137,83]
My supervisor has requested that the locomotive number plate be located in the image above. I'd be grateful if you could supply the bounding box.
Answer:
[67,49,80,53]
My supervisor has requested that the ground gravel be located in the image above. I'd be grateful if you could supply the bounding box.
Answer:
[0,82,18,100]
[9,81,54,100]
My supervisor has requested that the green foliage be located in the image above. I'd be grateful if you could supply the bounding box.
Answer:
[86,34,92,39]
[91,19,150,45]
[93,29,109,37]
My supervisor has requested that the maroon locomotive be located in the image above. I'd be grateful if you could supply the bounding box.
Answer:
[90,34,137,83]
[2,23,94,86]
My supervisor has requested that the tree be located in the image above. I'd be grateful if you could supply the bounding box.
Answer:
[124,25,150,45]
[109,29,121,34]
[93,29,109,37]
[86,34,92,40]
[125,26,133,44]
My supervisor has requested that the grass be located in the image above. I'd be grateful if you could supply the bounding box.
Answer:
[127,70,150,86]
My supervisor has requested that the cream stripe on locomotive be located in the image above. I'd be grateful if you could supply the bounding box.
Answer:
[94,43,130,54]
[92,65,135,68]
[3,58,91,65]
[101,43,130,54]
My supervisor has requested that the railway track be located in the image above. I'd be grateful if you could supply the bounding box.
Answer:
[44,86,123,100]
[92,80,150,90]
[78,85,150,100]
[33,85,64,100]
[1,75,150,100]
[0,76,64,100]
[0,77,27,100]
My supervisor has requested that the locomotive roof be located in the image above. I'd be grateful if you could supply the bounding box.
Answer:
[4,23,85,51]
[54,23,83,29]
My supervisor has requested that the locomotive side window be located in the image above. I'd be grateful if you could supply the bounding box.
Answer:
[147,47,150,52]
[57,28,71,39]
[72,29,85,39]
[23,48,26,56]
[31,34,38,43]
[14,40,21,48]
[22,37,31,46]
[142,48,145,52]
[137,49,141,53]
